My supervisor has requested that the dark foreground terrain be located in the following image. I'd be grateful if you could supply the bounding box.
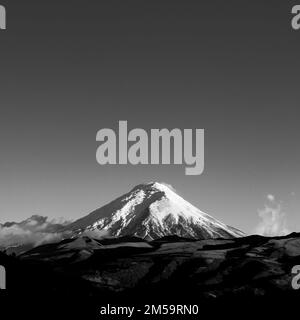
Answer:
[1,233,300,319]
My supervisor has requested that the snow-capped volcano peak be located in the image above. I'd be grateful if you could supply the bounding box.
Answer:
[66,182,244,240]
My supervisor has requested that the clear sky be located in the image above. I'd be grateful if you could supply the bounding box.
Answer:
[0,0,299,234]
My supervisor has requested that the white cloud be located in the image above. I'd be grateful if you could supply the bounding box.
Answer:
[0,215,72,248]
[254,195,290,237]
[0,225,64,247]
[267,194,275,202]
[0,215,112,249]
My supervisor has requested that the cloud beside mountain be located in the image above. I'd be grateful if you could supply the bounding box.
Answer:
[255,195,290,237]
[0,215,72,248]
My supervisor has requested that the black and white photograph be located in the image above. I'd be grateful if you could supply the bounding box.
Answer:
[1,1,300,319]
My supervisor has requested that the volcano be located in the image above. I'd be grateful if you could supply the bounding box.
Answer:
[66,182,244,240]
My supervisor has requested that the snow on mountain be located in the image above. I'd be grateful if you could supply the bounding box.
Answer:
[66,182,244,240]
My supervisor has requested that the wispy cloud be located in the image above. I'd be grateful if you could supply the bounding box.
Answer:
[255,195,290,237]
[0,215,72,248]
[267,194,275,202]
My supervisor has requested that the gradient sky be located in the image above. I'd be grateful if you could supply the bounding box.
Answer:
[0,1,299,234]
